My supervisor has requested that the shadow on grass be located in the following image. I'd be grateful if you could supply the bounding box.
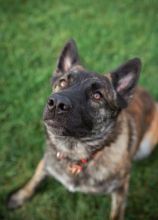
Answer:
[0,178,52,220]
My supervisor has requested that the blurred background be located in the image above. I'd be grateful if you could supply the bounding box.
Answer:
[0,0,158,219]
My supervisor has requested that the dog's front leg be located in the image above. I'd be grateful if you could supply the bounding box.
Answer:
[7,159,47,209]
[110,175,130,220]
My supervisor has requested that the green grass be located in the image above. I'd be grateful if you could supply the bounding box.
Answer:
[0,0,158,219]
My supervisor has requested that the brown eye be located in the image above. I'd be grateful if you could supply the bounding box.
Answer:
[92,92,102,101]
[59,79,68,88]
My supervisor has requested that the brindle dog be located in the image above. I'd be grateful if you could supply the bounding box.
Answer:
[7,40,158,220]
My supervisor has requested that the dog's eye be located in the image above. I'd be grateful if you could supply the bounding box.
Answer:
[92,91,102,101]
[59,79,68,88]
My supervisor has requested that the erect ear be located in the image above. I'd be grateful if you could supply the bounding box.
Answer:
[110,58,141,108]
[56,39,80,73]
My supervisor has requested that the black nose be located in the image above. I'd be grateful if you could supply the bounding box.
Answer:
[47,94,72,114]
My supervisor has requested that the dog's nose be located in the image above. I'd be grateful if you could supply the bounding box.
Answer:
[48,94,72,114]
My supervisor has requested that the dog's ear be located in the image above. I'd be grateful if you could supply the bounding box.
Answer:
[56,39,80,74]
[110,58,141,108]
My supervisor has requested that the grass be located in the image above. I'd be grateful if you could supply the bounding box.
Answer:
[0,0,158,219]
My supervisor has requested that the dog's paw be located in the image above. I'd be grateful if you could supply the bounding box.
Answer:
[7,190,25,209]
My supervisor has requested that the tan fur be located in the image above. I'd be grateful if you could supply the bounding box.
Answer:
[125,87,157,157]
[144,103,158,147]
[134,102,158,160]
[110,175,130,220]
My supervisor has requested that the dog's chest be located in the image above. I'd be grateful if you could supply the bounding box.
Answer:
[44,145,124,194]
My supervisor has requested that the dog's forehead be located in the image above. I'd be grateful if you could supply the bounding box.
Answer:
[69,70,109,85]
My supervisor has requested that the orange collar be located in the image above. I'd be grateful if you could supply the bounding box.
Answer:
[56,151,96,175]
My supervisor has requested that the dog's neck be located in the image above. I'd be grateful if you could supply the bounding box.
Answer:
[45,115,122,161]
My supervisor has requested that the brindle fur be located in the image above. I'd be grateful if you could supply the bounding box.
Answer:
[7,40,158,220]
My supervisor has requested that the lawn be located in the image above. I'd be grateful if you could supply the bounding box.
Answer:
[0,0,158,219]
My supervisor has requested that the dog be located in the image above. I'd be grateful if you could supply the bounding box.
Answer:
[7,39,158,220]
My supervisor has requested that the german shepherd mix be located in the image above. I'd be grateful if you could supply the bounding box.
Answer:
[7,40,158,220]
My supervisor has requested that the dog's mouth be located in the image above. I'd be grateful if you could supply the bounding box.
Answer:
[44,119,68,136]
[44,118,92,138]
[44,119,62,127]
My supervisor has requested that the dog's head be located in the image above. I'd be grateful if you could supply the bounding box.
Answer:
[43,39,141,140]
